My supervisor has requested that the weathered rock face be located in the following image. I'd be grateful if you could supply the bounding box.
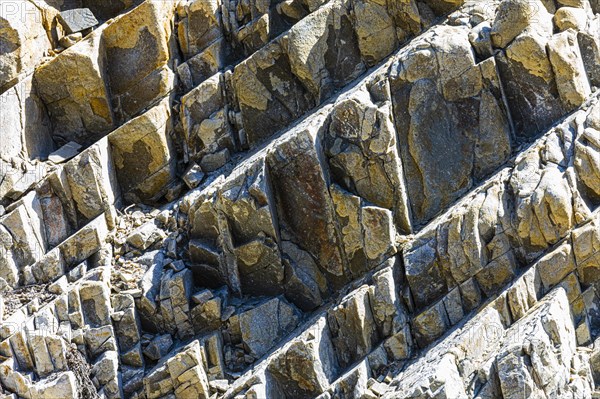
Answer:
[179,0,458,171]
[3,0,600,398]
[0,75,54,163]
[0,0,52,89]
[102,0,176,123]
[34,26,114,146]
[108,98,175,203]
[390,23,512,225]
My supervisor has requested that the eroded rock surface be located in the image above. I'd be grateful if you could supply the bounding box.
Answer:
[2,0,600,398]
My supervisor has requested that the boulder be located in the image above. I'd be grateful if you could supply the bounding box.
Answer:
[2,192,47,268]
[490,0,553,48]
[281,240,328,311]
[324,86,411,233]
[286,2,363,102]
[58,8,98,34]
[33,372,78,399]
[0,0,52,87]
[102,0,177,122]
[177,0,223,59]
[59,214,109,266]
[85,325,119,357]
[180,73,232,164]
[390,25,512,224]
[233,297,300,358]
[0,75,53,162]
[92,350,122,398]
[577,21,600,87]
[268,317,338,398]
[233,40,314,146]
[34,26,114,146]
[554,7,589,31]
[112,294,143,366]
[144,340,210,399]
[330,186,397,276]
[182,163,205,189]
[548,29,591,110]
[79,281,112,327]
[327,286,380,368]
[65,140,120,224]
[536,242,577,291]
[158,268,194,338]
[510,148,577,250]
[31,247,65,284]
[353,0,398,66]
[411,300,450,348]
[267,128,345,277]
[572,211,600,288]
[496,30,565,138]
[126,222,165,250]
[143,334,173,361]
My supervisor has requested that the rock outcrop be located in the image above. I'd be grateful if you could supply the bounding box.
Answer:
[1,0,600,398]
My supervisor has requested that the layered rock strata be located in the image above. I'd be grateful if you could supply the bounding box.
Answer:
[1,0,600,398]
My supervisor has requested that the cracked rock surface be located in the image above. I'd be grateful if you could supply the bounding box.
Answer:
[2,0,600,398]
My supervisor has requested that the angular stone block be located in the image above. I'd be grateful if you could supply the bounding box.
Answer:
[108,99,174,202]
[58,8,98,34]
[34,26,114,146]
[390,26,512,224]
[102,0,176,122]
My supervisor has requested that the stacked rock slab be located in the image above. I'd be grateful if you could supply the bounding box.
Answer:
[1,0,600,398]
[179,0,451,171]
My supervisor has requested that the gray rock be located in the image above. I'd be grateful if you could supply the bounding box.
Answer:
[267,129,345,277]
[48,276,69,294]
[269,317,338,398]
[143,340,210,399]
[191,289,213,305]
[127,222,165,250]
[85,325,118,357]
[325,87,411,234]
[143,334,173,361]
[578,25,600,88]
[92,350,123,398]
[108,99,175,202]
[79,281,112,327]
[495,31,565,139]
[233,297,301,359]
[327,286,380,369]
[102,1,176,123]
[31,248,65,284]
[191,295,222,333]
[200,148,230,172]
[490,0,552,48]
[235,237,284,297]
[58,8,99,34]
[281,240,328,312]
[64,143,120,223]
[548,29,591,111]
[182,163,205,189]
[34,28,114,146]
[48,141,82,164]
[0,2,51,88]
[158,268,194,338]
[390,25,512,224]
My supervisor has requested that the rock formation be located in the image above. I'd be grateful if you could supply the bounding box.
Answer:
[1,0,600,398]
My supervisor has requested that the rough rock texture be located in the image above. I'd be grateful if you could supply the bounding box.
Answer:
[2,0,600,398]
[0,0,52,89]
